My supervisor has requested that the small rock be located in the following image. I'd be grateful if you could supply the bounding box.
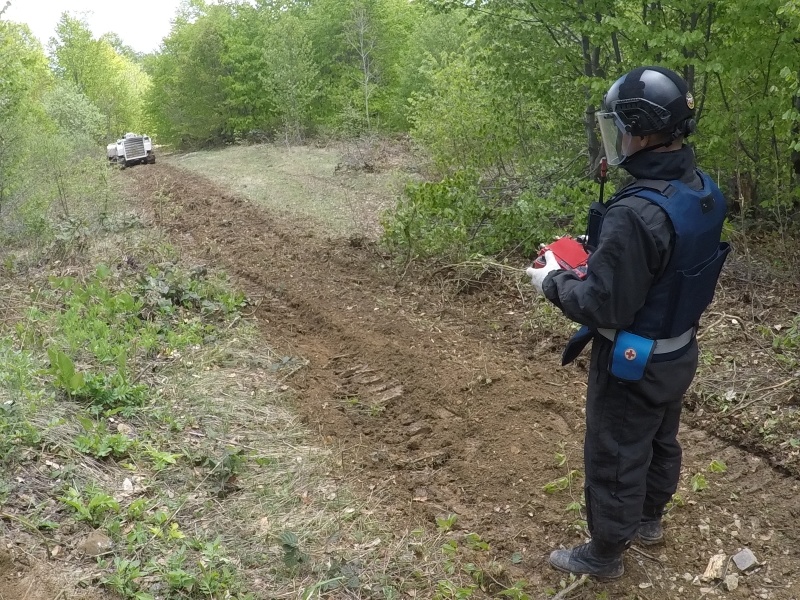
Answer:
[724,573,739,591]
[435,408,455,419]
[703,553,728,581]
[257,517,271,535]
[732,548,758,571]
[122,478,134,493]
[407,422,432,437]
[407,434,425,450]
[76,530,113,556]
[369,450,388,463]
[116,423,134,436]
[378,386,403,404]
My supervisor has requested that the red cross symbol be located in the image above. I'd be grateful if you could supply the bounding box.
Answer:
[624,348,637,361]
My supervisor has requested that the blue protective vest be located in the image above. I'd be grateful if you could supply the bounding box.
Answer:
[589,170,731,339]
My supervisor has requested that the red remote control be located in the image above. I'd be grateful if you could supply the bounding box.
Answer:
[533,237,589,278]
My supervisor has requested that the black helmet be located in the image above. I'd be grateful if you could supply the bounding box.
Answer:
[597,66,696,165]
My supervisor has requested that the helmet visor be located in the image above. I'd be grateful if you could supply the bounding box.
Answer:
[596,111,629,166]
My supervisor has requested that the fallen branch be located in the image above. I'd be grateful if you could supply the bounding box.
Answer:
[630,544,662,563]
[746,378,796,396]
[697,314,727,340]
[429,259,526,280]
[727,378,796,414]
[549,574,589,600]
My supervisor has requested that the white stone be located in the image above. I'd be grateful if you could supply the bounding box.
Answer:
[724,574,739,591]
[732,548,758,571]
[76,530,113,556]
[703,553,728,581]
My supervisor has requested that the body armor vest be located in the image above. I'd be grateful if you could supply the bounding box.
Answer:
[586,171,730,339]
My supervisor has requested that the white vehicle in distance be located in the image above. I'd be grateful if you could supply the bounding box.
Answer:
[106,132,156,168]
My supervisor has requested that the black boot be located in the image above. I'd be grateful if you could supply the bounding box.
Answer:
[637,505,665,546]
[548,540,624,579]
[637,519,663,545]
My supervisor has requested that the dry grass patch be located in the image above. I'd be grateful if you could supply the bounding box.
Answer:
[166,139,419,240]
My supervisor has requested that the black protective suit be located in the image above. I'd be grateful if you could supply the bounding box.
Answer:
[542,145,703,549]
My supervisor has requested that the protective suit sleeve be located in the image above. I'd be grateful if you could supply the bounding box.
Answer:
[542,198,672,330]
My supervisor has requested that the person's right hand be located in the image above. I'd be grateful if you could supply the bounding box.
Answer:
[526,250,560,295]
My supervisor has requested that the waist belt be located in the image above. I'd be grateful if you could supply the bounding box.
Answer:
[596,327,695,354]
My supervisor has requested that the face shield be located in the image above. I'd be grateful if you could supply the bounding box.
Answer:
[596,111,629,166]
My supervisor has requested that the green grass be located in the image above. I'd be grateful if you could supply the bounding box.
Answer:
[167,142,415,238]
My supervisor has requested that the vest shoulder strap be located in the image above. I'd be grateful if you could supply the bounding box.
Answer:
[613,178,676,204]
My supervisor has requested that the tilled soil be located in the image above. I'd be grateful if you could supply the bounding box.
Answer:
[128,163,800,599]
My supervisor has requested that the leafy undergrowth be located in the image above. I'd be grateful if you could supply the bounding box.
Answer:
[0,210,512,599]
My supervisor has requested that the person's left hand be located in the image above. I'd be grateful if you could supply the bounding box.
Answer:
[526,250,560,295]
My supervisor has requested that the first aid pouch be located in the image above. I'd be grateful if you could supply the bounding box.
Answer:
[609,330,655,381]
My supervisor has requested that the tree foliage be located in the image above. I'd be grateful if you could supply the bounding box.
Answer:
[6,0,800,258]
[0,16,115,242]
[263,15,321,143]
[48,14,150,138]
[144,0,421,145]
[0,20,52,220]
[145,3,233,146]
[387,0,800,258]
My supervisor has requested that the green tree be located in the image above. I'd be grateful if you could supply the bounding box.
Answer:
[263,15,321,142]
[0,20,51,219]
[42,80,106,145]
[146,13,226,145]
[391,8,472,129]
[218,2,276,138]
[48,13,150,138]
[305,0,418,132]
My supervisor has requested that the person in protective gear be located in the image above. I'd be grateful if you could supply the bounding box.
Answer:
[530,66,730,579]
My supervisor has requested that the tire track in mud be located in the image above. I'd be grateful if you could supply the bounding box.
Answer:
[128,164,800,598]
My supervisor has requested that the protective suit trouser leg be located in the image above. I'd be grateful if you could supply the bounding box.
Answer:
[583,338,699,547]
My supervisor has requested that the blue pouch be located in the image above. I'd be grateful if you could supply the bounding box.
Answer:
[609,330,655,381]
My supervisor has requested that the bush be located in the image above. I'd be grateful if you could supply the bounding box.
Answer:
[381,171,602,261]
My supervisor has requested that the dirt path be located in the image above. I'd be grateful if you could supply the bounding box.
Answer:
[128,163,799,599]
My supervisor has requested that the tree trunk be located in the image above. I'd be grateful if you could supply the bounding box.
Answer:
[579,16,601,173]
[585,104,602,175]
